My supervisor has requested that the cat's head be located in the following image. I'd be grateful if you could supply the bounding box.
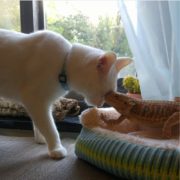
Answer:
[67,44,132,107]
[84,54,132,106]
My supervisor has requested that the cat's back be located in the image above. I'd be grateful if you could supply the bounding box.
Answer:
[0,29,71,65]
[0,29,27,44]
[0,29,70,50]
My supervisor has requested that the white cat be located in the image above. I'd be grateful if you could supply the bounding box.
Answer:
[0,29,132,159]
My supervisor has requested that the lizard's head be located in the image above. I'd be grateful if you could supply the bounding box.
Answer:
[105,91,136,112]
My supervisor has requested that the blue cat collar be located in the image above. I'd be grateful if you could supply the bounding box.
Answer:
[59,73,69,91]
[59,59,69,91]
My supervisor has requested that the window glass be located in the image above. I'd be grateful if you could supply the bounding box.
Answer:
[0,0,20,31]
[44,0,136,77]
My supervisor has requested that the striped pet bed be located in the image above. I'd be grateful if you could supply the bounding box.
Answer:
[75,128,180,180]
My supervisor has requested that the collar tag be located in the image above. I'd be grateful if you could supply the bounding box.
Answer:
[59,53,69,91]
[59,73,69,91]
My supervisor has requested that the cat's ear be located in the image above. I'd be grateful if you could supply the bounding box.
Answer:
[115,57,133,72]
[97,52,116,74]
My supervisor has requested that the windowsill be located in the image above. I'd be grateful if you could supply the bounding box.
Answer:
[0,116,82,133]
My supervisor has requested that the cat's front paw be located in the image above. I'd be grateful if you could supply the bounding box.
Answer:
[49,146,67,159]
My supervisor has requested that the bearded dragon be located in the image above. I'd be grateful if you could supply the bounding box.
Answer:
[104,91,180,138]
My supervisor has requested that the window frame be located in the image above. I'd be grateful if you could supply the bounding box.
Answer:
[20,0,45,33]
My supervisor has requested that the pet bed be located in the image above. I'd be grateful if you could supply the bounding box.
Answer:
[75,108,180,180]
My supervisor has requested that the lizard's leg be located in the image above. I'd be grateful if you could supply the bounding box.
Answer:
[162,112,180,138]
[101,114,126,126]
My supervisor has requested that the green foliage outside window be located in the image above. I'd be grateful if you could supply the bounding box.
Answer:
[0,0,20,31]
[0,0,132,57]
[47,13,132,57]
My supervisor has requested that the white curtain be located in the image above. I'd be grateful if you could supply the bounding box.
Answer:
[119,0,180,100]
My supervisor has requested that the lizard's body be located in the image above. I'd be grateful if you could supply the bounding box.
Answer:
[104,91,180,138]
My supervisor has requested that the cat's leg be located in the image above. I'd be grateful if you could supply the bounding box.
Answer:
[33,122,46,144]
[25,101,67,159]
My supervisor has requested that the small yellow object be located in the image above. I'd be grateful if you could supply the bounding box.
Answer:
[122,75,141,94]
